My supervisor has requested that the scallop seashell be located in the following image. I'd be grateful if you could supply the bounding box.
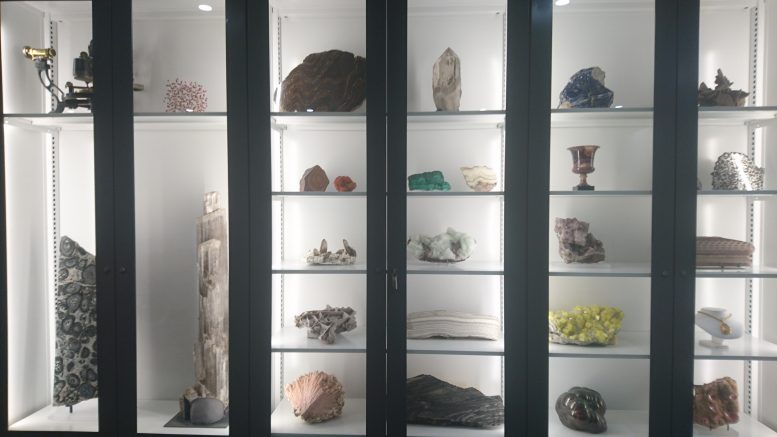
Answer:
[284,371,345,423]
[460,166,497,192]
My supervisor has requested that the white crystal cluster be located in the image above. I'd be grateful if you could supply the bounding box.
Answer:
[407,227,476,263]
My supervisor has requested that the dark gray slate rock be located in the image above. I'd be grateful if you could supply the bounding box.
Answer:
[53,236,98,407]
[555,387,608,434]
[406,374,504,428]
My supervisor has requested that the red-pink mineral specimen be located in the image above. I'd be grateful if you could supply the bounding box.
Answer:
[285,371,345,423]
[693,377,739,429]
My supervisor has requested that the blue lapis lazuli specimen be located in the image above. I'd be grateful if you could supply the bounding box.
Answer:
[558,67,614,109]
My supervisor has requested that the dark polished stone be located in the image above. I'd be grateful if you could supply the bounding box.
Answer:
[556,387,607,434]
[558,67,614,109]
[406,374,504,428]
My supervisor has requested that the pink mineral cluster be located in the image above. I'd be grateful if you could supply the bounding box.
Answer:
[285,371,345,423]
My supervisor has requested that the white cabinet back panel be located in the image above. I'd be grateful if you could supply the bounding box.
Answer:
[5,126,51,424]
[134,129,228,400]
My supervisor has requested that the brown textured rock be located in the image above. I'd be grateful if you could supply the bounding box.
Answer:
[698,69,749,107]
[554,218,605,264]
[693,377,739,429]
[295,305,357,344]
[285,371,345,423]
[300,165,329,192]
[280,50,366,112]
[334,176,357,192]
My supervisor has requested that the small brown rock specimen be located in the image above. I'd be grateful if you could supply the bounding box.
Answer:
[334,176,357,192]
[295,305,357,344]
[693,377,739,430]
[285,371,345,423]
[280,50,366,112]
[300,165,329,192]
[698,69,749,107]
[554,218,605,263]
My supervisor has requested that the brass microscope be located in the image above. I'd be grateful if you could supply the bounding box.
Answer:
[22,41,94,113]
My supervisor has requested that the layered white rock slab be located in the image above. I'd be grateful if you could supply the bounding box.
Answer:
[407,311,500,341]
[432,47,462,111]
[460,166,497,192]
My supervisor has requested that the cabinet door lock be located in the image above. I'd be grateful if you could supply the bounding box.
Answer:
[390,268,398,291]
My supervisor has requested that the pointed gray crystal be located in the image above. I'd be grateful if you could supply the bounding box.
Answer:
[432,48,462,111]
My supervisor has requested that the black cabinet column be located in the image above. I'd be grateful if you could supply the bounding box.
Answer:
[649,0,699,436]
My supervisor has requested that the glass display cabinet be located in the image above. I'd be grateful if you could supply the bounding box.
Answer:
[547,0,655,435]
[403,1,506,436]
[267,0,369,435]
[2,0,777,436]
[693,0,777,435]
[1,1,100,432]
[131,0,229,434]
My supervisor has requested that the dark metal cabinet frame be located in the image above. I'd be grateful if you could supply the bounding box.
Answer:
[0,0,701,436]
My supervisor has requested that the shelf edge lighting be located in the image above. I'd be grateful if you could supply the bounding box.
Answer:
[555,0,570,5]
[198,4,213,12]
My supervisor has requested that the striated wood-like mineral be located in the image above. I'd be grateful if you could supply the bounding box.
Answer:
[556,387,608,434]
[285,371,345,423]
[295,305,357,344]
[279,50,366,112]
[407,374,504,428]
[179,192,229,425]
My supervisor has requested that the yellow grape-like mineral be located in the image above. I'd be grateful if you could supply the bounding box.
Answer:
[549,305,624,346]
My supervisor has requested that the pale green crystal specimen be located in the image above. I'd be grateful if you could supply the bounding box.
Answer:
[549,305,624,346]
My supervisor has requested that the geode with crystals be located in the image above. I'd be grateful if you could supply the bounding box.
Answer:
[556,387,608,434]
[711,152,764,191]
[285,371,345,423]
[433,47,462,111]
[698,69,749,107]
[554,218,605,263]
[558,67,614,109]
[53,236,98,407]
[407,374,504,428]
[295,305,357,344]
[407,228,476,263]
[305,239,357,265]
[279,50,366,112]
[693,377,739,430]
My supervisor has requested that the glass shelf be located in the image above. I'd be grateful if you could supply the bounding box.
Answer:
[550,191,651,197]
[549,409,648,437]
[272,327,366,353]
[693,415,777,437]
[549,262,651,277]
[272,192,367,198]
[407,191,504,197]
[694,335,777,361]
[407,261,504,275]
[407,336,504,356]
[695,266,777,278]
[3,113,228,130]
[549,331,650,359]
[271,263,368,274]
[698,190,777,200]
[271,398,366,436]
[408,424,504,437]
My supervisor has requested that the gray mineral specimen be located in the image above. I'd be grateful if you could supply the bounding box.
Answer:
[295,305,357,344]
[432,48,461,111]
[554,218,605,264]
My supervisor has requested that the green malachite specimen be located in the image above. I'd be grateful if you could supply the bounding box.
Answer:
[408,171,451,191]
[549,305,624,346]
